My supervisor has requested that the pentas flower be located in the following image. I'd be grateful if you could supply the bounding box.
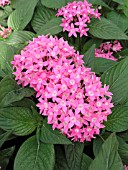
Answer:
[0,25,12,38]
[0,0,10,6]
[56,0,100,37]
[12,35,113,142]
[11,35,84,89]
[95,40,122,61]
[36,65,113,142]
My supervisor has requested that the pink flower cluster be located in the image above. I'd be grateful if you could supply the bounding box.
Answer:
[124,165,128,170]
[0,25,12,38]
[12,35,113,142]
[56,0,100,37]
[0,0,10,7]
[95,41,122,61]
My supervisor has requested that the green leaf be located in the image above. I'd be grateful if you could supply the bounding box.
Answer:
[37,17,62,36]
[104,106,128,132]
[31,4,56,33]
[0,76,19,104]
[8,0,38,31]
[83,44,95,68]
[5,31,35,46]
[81,154,92,170]
[117,136,128,164]
[0,130,12,148]
[40,119,72,144]
[12,98,36,108]
[54,145,69,170]
[88,0,111,8]
[112,0,125,5]
[14,136,55,170]
[93,58,116,73]
[0,146,15,170]
[0,42,15,75]
[106,11,128,32]
[41,0,66,9]
[89,133,123,170]
[0,87,35,107]
[0,107,37,136]
[64,142,84,170]
[101,58,128,104]
[89,17,128,40]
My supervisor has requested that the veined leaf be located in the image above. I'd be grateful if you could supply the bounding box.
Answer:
[37,17,62,36]
[31,4,56,33]
[101,58,128,104]
[0,107,37,136]
[89,17,128,40]
[40,119,72,144]
[104,106,128,132]
[41,0,66,9]
[8,0,38,31]
[65,142,84,170]
[89,133,123,170]
[14,136,55,170]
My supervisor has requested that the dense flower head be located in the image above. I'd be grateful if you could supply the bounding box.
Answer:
[95,40,122,61]
[37,65,113,142]
[12,35,113,142]
[11,35,84,89]
[56,0,100,37]
[0,25,12,38]
[0,0,10,7]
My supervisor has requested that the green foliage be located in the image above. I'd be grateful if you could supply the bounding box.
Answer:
[104,106,128,132]
[41,0,66,9]
[89,17,128,40]
[89,133,124,170]
[64,143,84,170]
[14,136,55,170]
[37,17,62,36]
[0,107,38,135]
[31,4,56,33]
[0,146,15,170]
[101,58,128,104]
[8,0,38,30]
[40,119,72,144]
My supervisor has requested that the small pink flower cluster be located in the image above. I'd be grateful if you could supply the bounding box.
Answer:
[12,35,113,142]
[0,0,10,7]
[0,25,12,38]
[124,165,128,170]
[56,0,100,37]
[95,41,122,61]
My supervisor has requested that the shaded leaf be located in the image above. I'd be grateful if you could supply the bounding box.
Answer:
[0,107,37,136]
[101,58,128,104]
[0,131,12,148]
[31,4,56,33]
[89,17,128,40]
[81,153,92,170]
[40,119,72,144]
[37,17,62,36]
[0,146,15,170]
[8,0,38,31]
[65,142,84,170]
[14,136,55,170]
[41,0,66,9]
[104,106,128,132]
[89,133,123,170]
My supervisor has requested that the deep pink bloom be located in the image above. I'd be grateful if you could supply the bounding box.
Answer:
[12,35,113,142]
[0,0,10,6]
[56,0,100,37]
[95,41,122,61]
